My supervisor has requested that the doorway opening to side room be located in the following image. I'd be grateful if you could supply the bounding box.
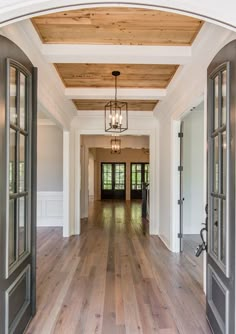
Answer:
[179,101,205,286]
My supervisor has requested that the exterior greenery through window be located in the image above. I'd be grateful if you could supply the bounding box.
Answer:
[131,163,149,190]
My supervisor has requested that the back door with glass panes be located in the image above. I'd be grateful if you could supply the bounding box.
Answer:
[101,163,126,199]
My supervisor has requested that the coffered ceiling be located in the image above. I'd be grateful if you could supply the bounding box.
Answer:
[32,8,203,46]
[55,64,178,89]
[73,99,158,112]
[31,7,204,112]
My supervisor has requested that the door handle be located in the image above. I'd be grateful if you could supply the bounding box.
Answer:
[195,203,208,257]
[195,226,207,257]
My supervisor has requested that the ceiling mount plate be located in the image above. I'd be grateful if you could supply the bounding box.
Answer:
[112,71,120,77]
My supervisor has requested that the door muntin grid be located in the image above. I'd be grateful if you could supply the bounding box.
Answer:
[102,163,112,190]
[6,59,32,278]
[114,164,125,190]
[131,163,142,190]
[209,62,230,277]
[131,163,149,190]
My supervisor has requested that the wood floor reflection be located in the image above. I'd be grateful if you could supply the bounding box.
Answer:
[26,200,211,334]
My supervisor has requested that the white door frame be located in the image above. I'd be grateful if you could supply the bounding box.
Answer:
[63,130,70,237]
[71,127,159,236]
[171,92,207,292]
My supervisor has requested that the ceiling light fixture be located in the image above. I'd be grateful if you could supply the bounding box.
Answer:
[111,137,121,154]
[105,71,128,133]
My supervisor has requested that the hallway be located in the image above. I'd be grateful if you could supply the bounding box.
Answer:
[27,201,211,334]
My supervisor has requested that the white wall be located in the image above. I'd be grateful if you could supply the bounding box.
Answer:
[37,124,63,226]
[37,124,63,191]
[182,108,204,234]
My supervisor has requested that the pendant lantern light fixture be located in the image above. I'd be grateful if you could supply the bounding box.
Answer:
[105,71,128,133]
[111,136,121,154]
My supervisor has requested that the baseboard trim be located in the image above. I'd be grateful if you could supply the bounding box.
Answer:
[158,234,172,252]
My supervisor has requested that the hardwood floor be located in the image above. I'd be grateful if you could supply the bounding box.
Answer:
[183,234,203,288]
[26,201,211,334]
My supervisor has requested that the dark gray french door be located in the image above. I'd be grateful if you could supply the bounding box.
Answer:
[207,40,236,334]
[0,36,37,333]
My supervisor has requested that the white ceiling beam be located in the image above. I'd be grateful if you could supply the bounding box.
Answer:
[42,45,192,65]
[65,88,166,100]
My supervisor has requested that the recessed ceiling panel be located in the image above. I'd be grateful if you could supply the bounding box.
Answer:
[32,8,203,45]
[55,63,178,88]
[73,99,158,111]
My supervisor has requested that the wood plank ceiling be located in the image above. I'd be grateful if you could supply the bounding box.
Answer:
[73,99,158,111]
[32,8,203,45]
[32,8,204,112]
[55,64,178,88]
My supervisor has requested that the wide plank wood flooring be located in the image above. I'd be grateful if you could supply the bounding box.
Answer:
[183,235,203,288]
[26,201,211,334]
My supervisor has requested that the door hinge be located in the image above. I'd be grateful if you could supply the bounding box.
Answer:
[178,233,183,238]
[178,199,184,205]
[178,132,183,138]
[178,166,183,172]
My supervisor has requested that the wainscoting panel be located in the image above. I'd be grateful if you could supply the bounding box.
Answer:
[37,192,63,226]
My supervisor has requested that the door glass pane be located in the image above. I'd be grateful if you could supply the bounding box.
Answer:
[221,199,226,264]
[137,172,141,184]
[9,199,16,265]
[19,134,26,192]
[20,73,27,130]
[115,164,125,190]
[145,164,149,183]
[9,129,17,193]
[221,70,227,126]
[213,136,219,193]
[102,164,112,190]
[131,164,136,189]
[214,76,219,130]
[222,132,227,195]
[19,197,26,256]
[10,66,17,125]
[212,197,219,256]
